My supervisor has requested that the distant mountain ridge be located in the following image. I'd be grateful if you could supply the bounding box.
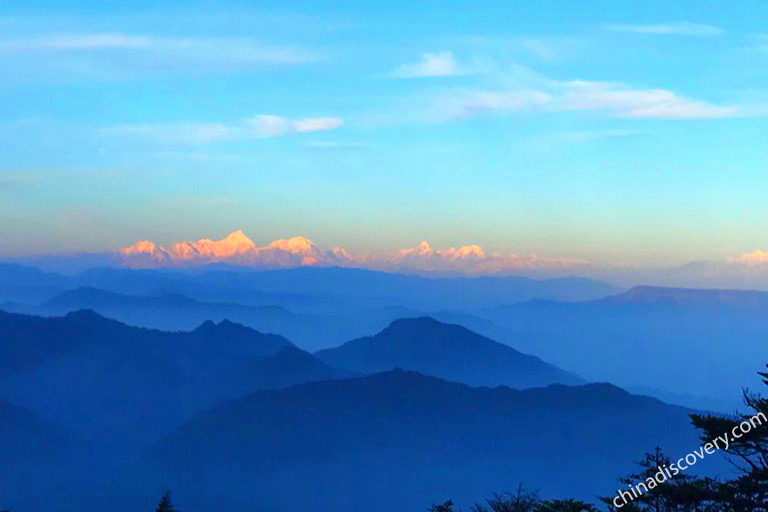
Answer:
[218,345,359,397]
[599,285,768,309]
[6,285,578,351]
[316,316,584,388]
[152,369,716,512]
[20,286,386,350]
[0,309,301,444]
[0,308,293,375]
[479,285,768,411]
[0,307,586,448]
[0,262,619,314]
[0,306,730,512]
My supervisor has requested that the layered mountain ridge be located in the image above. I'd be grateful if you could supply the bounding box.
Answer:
[316,316,584,388]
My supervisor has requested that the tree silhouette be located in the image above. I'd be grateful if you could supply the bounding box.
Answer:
[601,447,717,512]
[536,498,597,512]
[428,365,768,512]
[428,500,455,512]
[471,485,540,512]
[690,364,768,512]
[154,491,179,512]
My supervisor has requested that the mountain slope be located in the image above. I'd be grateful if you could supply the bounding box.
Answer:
[218,345,359,397]
[153,370,717,512]
[0,263,618,314]
[315,316,583,388]
[29,286,398,350]
[479,286,768,411]
[599,285,768,309]
[0,309,295,443]
[0,400,75,464]
[0,308,293,375]
[20,286,518,351]
[40,286,297,331]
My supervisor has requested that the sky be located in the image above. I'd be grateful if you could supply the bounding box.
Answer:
[1,0,768,269]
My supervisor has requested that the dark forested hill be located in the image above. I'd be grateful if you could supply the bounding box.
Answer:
[0,309,300,444]
[0,399,76,464]
[153,369,718,512]
[216,345,358,397]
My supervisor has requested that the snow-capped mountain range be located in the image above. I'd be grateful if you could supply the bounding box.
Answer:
[119,229,569,274]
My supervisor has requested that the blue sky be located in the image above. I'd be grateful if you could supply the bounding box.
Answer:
[1,0,768,266]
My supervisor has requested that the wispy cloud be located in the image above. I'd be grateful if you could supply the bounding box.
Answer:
[107,114,343,144]
[292,117,344,132]
[604,22,723,36]
[391,51,472,78]
[562,80,739,119]
[0,32,317,82]
[0,33,316,64]
[0,33,150,51]
[427,89,552,121]
[425,79,741,122]
[728,250,768,265]
[304,140,370,150]
[550,129,643,144]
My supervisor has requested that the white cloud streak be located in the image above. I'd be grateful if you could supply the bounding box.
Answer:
[391,51,464,78]
[0,33,151,51]
[728,250,768,265]
[427,79,741,122]
[429,89,552,121]
[604,22,723,36]
[293,117,344,132]
[0,32,317,75]
[107,114,343,144]
[561,80,739,119]
[304,140,370,150]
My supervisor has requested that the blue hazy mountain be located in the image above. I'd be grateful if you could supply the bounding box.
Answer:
[150,369,721,512]
[0,309,297,444]
[0,308,732,512]
[23,286,518,350]
[38,286,307,334]
[0,399,76,464]
[217,345,359,397]
[0,263,619,314]
[599,285,768,309]
[180,266,619,308]
[0,262,66,303]
[14,286,411,350]
[479,285,768,411]
[316,317,584,388]
[0,308,292,375]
